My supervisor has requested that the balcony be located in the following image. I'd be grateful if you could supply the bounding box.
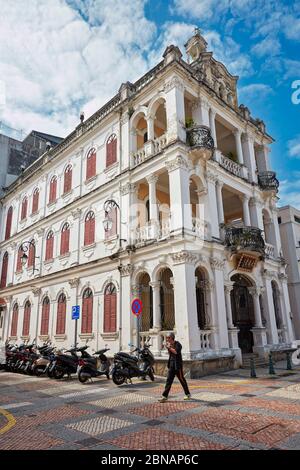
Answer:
[134,218,170,244]
[186,125,214,160]
[131,134,167,168]
[224,225,265,257]
[214,150,248,179]
[258,171,279,193]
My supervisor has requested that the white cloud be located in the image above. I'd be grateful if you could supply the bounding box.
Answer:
[238,83,274,101]
[278,179,300,209]
[288,136,300,159]
[171,0,230,21]
[0,0,156,137]
[251,36,281,58]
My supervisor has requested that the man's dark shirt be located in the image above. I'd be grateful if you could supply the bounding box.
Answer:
[167,341,183,370]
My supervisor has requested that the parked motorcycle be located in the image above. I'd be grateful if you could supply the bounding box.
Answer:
[111,340,155,385]
[77,347,110,383]
[32,345,55,376]
[51,345,92,379]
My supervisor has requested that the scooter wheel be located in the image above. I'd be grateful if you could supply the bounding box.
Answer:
[34,367,45,377]
[112,371,125,385]
[53,368,65,379]
[78,371,89,383]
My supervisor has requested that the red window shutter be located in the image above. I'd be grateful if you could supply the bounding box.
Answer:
[86,150,96,180]
[32,189,39,214]
[64,166,72,194]
[45,233,54,261]
[106,135,117,168]
[11,306,18,337]
[104,285,117,333]
[104,293,111,332]
[60,225,70,255]
[49,177,57,203]
[16,248,23,272]
[5,207,13,240]
[21,198,28,220]
[56,296,66,335]
[82,289,93,334]
[0,252,8,288]
[28,242,35,267]
[84,213,95,246]
[22,303,31,336]
[110,293,117,332]
[40,299,50,336]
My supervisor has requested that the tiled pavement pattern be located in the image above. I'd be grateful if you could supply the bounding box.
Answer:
[0,362,300,450]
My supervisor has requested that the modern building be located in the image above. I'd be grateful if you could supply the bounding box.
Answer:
[278,205,300,338]
[0,129,63,197]
[0,30,295,375]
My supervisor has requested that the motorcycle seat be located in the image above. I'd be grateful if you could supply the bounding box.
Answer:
[117,352,138,361]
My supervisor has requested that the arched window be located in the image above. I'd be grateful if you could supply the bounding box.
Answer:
[60,223,70,255]
[5,206,13,240]
[16,246,24,272]
[106,134,117,168]
[11,304,19,337]
[105,207,117,239]
[56,293,66,335]
[84,211,95,246]
[195,268,209,330]
[21,197,28,221]
[40,297,50,336]
[28,240,35,268]
[86,148,96,180]
[45,231,54,261]
[103,283,117,333]
[22,301,31,336]
[0,252,8,288]
[63,164,72,194]
[32,188,39,214]
[159,268,175,330]
[49,176,57,204]
[82,288,93,334]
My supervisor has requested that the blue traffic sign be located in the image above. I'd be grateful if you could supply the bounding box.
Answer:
[72,305,80,320]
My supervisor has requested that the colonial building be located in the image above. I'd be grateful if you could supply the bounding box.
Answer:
[0,30,295,374]
[278,205,300,338]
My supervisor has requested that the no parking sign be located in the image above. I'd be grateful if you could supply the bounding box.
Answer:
[131,298,143,317]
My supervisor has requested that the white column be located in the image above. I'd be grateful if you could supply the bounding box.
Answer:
[279,274,294,342]
[68,278,79,343]
[70,208,81,266]
[249,287,263,328]
[4,296,13,342]
[149,281,162,355]
[165,76,186,143]
[271,206,282,257]
[216,180,224,225]
[241,195,251,226]
[166,155,192,234]
[146,174,159,223]
[224,283,234,328]
[242,134,257,183]
[262,276,279,344]
[147,115,155,141]
[120,266,133,351]
[210,258,229,348]
[256,145,270,172]
[209,109,217,148]
[234,129,244,165]
[121,113,130,170]
[206,171,220,238]
[249,197,264,231]
[172,254,200,356]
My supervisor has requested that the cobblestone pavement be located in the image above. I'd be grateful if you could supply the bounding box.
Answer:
[1,362,300,450]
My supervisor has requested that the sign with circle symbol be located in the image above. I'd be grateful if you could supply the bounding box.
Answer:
[131,298,142,317]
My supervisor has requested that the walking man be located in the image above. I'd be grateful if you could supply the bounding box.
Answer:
[159,332,191,402]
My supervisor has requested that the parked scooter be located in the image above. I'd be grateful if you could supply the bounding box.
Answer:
[77,347,110,383]
[111,340,155,385]
[51,345,91,379]
[32,345,55,376]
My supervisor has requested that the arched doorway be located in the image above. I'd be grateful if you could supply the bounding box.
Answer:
[195,267,210,329]
[159,268,175,330]
[231,274,255,353]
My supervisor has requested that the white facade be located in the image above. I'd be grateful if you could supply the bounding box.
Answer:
[0,32,295,366]
[278,205,300,337]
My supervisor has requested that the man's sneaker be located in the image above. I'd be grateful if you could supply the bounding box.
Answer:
[184,394,191,400]
[158,396,168,403]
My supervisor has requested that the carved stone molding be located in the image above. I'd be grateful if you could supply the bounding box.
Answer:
[4,295,13,304]
[31,287,42,297]
[149,281,160,290]
[165,155,189,173]
[206,170,218,183]
[120,182,136,195]
[164,76,185,93]
[249,286,265,297]
[210,257,225,270]
[69,278,80,288]
[71,208,82,219]
[146,174,159,185]
[262,268,277,280]
[119,264,134,277]
[224,282,234,294]
[278,272,288,281]
[171,250,198,265]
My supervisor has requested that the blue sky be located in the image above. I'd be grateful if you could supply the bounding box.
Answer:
[0,0,299,207]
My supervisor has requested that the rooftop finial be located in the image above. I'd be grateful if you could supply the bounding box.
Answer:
[194,26,201,36]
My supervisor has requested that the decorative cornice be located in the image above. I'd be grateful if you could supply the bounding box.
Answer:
[224,282,234,294]
[119,264,133,277]
[71,208,82,220]
[164,76,185,93]
[210,257,225,270]
[120,182,137,195]
[262,268,277,280]
[69,278,80,288]
[171,250,198,265]
[31,287,42,296]
[206,170,218,183]
[249,286,265,297]
[165,155,189,173]
[146,174,159,185]
[149,281,160,289]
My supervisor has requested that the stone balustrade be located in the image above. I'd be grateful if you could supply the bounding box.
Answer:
[199,330,212,350]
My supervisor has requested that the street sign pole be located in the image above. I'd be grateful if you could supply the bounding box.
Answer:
[72,306,80,347]
[74,318,78,348]
[131,298,143,350]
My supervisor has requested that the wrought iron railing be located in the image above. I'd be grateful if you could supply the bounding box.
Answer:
[186,125,214,149]
[224,226,265,255]
[258,171,279,192]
